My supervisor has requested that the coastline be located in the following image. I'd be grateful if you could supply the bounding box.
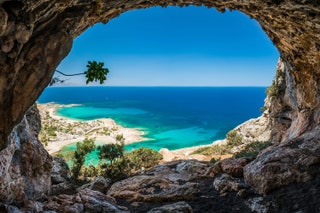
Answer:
[38,103,230,161]
[38,103,146,154]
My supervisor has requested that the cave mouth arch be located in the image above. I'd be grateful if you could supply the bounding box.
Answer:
[0,0,319,152]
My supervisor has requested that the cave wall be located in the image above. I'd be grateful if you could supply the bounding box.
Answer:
[0,0,319,203]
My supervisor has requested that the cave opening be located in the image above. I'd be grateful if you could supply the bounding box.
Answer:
[38,6,279,162]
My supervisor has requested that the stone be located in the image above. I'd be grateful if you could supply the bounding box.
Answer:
[147,201,193,213]
[108,175,198,202]
[107,160,217,202]
[50,182,74,196]
[0,104,52,204]
[245,197,272,213]
[220,158,251,177]
[44,189,128,213]
[51,157,70,184]
[243,132,320,194]
[213,174,248,195]
[77,176,111,194]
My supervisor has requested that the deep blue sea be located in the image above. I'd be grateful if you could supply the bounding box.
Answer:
[38,86,266,152]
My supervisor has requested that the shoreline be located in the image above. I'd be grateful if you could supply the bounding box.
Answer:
[38,103,229,161]
[38,103,147,154]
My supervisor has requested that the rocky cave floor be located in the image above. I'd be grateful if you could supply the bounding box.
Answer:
[27,158,320,213]
[117,176,320,213]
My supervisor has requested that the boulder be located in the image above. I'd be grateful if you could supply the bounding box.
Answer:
[108,175,198,202]
[244,133,320,194]
[220,158,251,177]
[108,160,218,202]
[147,201,193,213]
[77,176,111,194]
[44,189,128,213]
[51,157,70,184]
[213,174,248,195]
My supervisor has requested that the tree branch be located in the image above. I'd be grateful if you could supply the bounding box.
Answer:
[55,70,84,76]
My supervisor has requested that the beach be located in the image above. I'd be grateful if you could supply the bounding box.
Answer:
[38,103,146,154]
[38,103,231,161]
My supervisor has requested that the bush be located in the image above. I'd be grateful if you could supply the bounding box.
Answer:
[98,157,130,181]
[226,130,243,147]
[234,141,272,159]
[97,147,162,181]
[192,144,230,156]
[126,148,162,171]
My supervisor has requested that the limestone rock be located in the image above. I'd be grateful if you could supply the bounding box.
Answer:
[213,174,249,195]
[50,182,74,197]
[220,158,251,177]
[147,201,193,213]
[51,157,70,184]
[108,160,215,202]
[244,131,320,194]
[77,176,111,194]
[233,114,272,144]
[44,189,128,213]
[0,104,52,204]
[108,175,198,202]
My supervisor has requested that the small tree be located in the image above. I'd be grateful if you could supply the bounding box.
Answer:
[71,138,96,180]
[97,142,124,165]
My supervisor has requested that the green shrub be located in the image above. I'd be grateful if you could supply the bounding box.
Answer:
[126,148,162,171]
[192,144,230,156]
[98,157,130,181]
[234,141,272,159]
[226,130,243,147]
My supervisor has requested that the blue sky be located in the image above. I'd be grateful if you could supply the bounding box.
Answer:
[56,6,279,86]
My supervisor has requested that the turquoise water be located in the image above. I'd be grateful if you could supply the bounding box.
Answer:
[38,87,266,164]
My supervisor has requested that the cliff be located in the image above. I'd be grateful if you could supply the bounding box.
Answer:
[0,0,319,210]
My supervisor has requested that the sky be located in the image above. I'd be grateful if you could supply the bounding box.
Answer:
[55,6,280,86]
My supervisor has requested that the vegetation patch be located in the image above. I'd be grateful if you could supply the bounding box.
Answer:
[234,141,273,159]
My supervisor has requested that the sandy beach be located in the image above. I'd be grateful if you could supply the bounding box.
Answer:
[38,103,229,161]
[38,103,146,154]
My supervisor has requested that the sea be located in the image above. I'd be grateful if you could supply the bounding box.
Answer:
[38,86,266,163]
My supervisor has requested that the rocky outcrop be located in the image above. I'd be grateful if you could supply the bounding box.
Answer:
[244,131,320,194]
[219,158,251,178]
[77,176,111,194]
[0,104,52,204]
[43,189,129,213]
[108,160,215,202]
[51,156,70,185]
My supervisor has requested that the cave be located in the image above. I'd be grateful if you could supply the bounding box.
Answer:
[0,0,319,211]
